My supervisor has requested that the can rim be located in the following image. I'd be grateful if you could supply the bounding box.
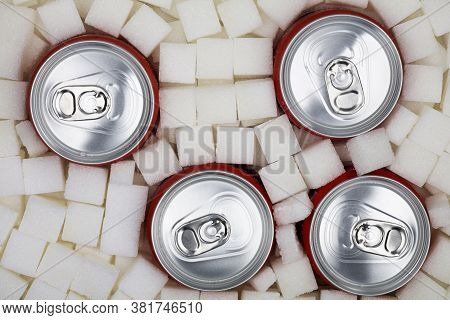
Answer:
[27,34,159,166]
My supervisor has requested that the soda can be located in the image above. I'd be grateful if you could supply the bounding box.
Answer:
[148,164,274,291]
[274,9,403,138]
[302,169,430,296]
[28,35,159,165]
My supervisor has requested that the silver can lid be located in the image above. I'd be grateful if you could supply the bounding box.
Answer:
[310,175,430,296]
[29,35,158,165]
[276,11,402,138]
[151,167,274,291]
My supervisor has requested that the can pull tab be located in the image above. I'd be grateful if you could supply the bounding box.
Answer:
[352,219,408,257]
[325,58,365,115]
[175,214,230,258]
[53,86,110,121]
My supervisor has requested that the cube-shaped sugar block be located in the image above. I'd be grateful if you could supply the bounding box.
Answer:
[118,256,169,299]
[427,153,450,194]
[64,163,108,205]
[100,183,149,257]
[76,246,112,264]
[66,291,86,300]
[110,160,135,185]
[24,279,66,300]
[235,79,278,122]
[252,10,279,39]
[176,0,221,41]
[0,196,24,215]
[294,140,345,189]
[196,38,233,80]
[62,202,104,246]
[71,256,120,300]
[320,289,357,300]
[216,127,255,165]
[159,43,197,84]
[0,205,18,247]
[402,65,443,104]
[271,257,318,299]
[259,156,307,203]
[422,0,450,36]
[276,224,304,264]
[37,0,86,44]
[176,126,216,167]
[36,243,83,292]
[408,107,450,155]
[23,156,65,195]
[120,5,171,56]
[200,290,239,300]
[19,196,66,242]
[217,0,262,38]
[164,20,188,44]
[196,84,237,125]
[233,38,273,77]
[249,266,276,292]
[0,120,21,158]
[370,0,421,28]
[393,18,439,63]
[389,139,438,187]
[241,290,281,300]
[417,43,448,71]
[327,0,367,8]
[384,105,418,145]
[0,267,28,300]
[273,191,312,225]
[133,139,182,185]
[160,286,200,300]
[110,290,132,300]
[425,194,450,229]
[0,80,28,120]
[396,271,446,299]
[85,0,133,37]
[16,121,48,157]
[257,0,306,30]
[159,86,197,129]
[254,115,301,164]
[0,157,25,197]
[0,229,46,277]
[346,128,394,176]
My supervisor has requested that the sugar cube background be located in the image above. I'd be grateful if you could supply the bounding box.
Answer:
[233,38,273,77]
[443,73,450,116]
[85,0,133,37]
[196,38,233,80]
[216,127,255,165]
[273,191,312,225]
[66,291,86,300]
[422,233,450,284]
[276,224,304,264]
[417,43,448,71]
[0,205,18,248]
[200,290,239,300]
[384,105,418,145]
[110,161,135,185]
[160,286,200,300]
[196,84,237,125]
[320,289,357,300]
[62,202,104,246]
[425,194,450,229]
[252,11,279,39]
[74,0,94,19]
[159,86,197,129]
[0,120,21,158]
[217,0,262,38]
[176,126,216,167]
[327,0,368,8]
[256,0,306,30]
[396,271,446,299]
[401,65,443,103]
[140,0,173,9]
[16,121,49,158]
[370,0,421,28]
[241,290,281,300]
[235,79,278,122]
[110,290,132,300]
[176,0,221,41]
[249,266,276,292]
[23,156,65,195]
[0,267,28,300]
[0,80,28,120]
[24,279,66,300]
[0,157,25,197]
[159,43,197,84]
[422,0,450,36]
[427,153,450,196]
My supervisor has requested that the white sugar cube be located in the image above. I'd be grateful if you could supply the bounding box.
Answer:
[427,153,450,195]
[254,115,301,164]
[294,127,324,149]
[252,11,279,39]
[160,43,196,84]
[249,266,276,292]
[233,38,273,77]
[256,0,306,30]
[417,43,448,71]
[393,17,439,63]
[140,0,173,9]
[100,183,149,257]
[402,101,433,115]
[36,243,83,292]
[120,5,171,56]
[176,126,216,167]
[0,267,28,300]
[119,256,169,299]
[271,257,318,299]
[0,120,21,157]
[110,290,132,300]
[0,229,46,277]
[370,0,421,28]
[62,202,104,247]
[294,292,319,300]
[425,194,450,229]
[24,279,66,300]
[196,38,233,80]
[389,139,438,187]
[235,79,278,122]
[76,246,113,264]
[74,0,94,19]
[110,161,135,185]
[177,0,221,41]
[346,128,394,176]
[23,156,65,195]
[0,157,25,197]
[276,224,304,264]
[200,290,238,300]
[133,139,182,185]
[408,107,450,155]
[164,20,188,43]
[294,140,345,189]
[160,286,200,300]
[196,84,237,125]
[217,0,262,38]
[66,291,86,300]
[326,0,367,8]
[402,65,443,103]
[71,257,120,300]
[259,156,307,203]
[320,289,357,300]
[216,127,255,165]
[384,105,418,145]
[422,0,450,36]
[37,0,85,44]
[0,196,24,215]
[396,271,446,299]
[64,163,108,205]
[0,80,28,120]
[114,256,135,279]
[273,191,312,225]
[85,0,133,37]
[0,205,18,247]
[16,121,48,158]
[253,134,268,168]
[241,290,281,300]
[19,196,66,243]
[159,86,197,129]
